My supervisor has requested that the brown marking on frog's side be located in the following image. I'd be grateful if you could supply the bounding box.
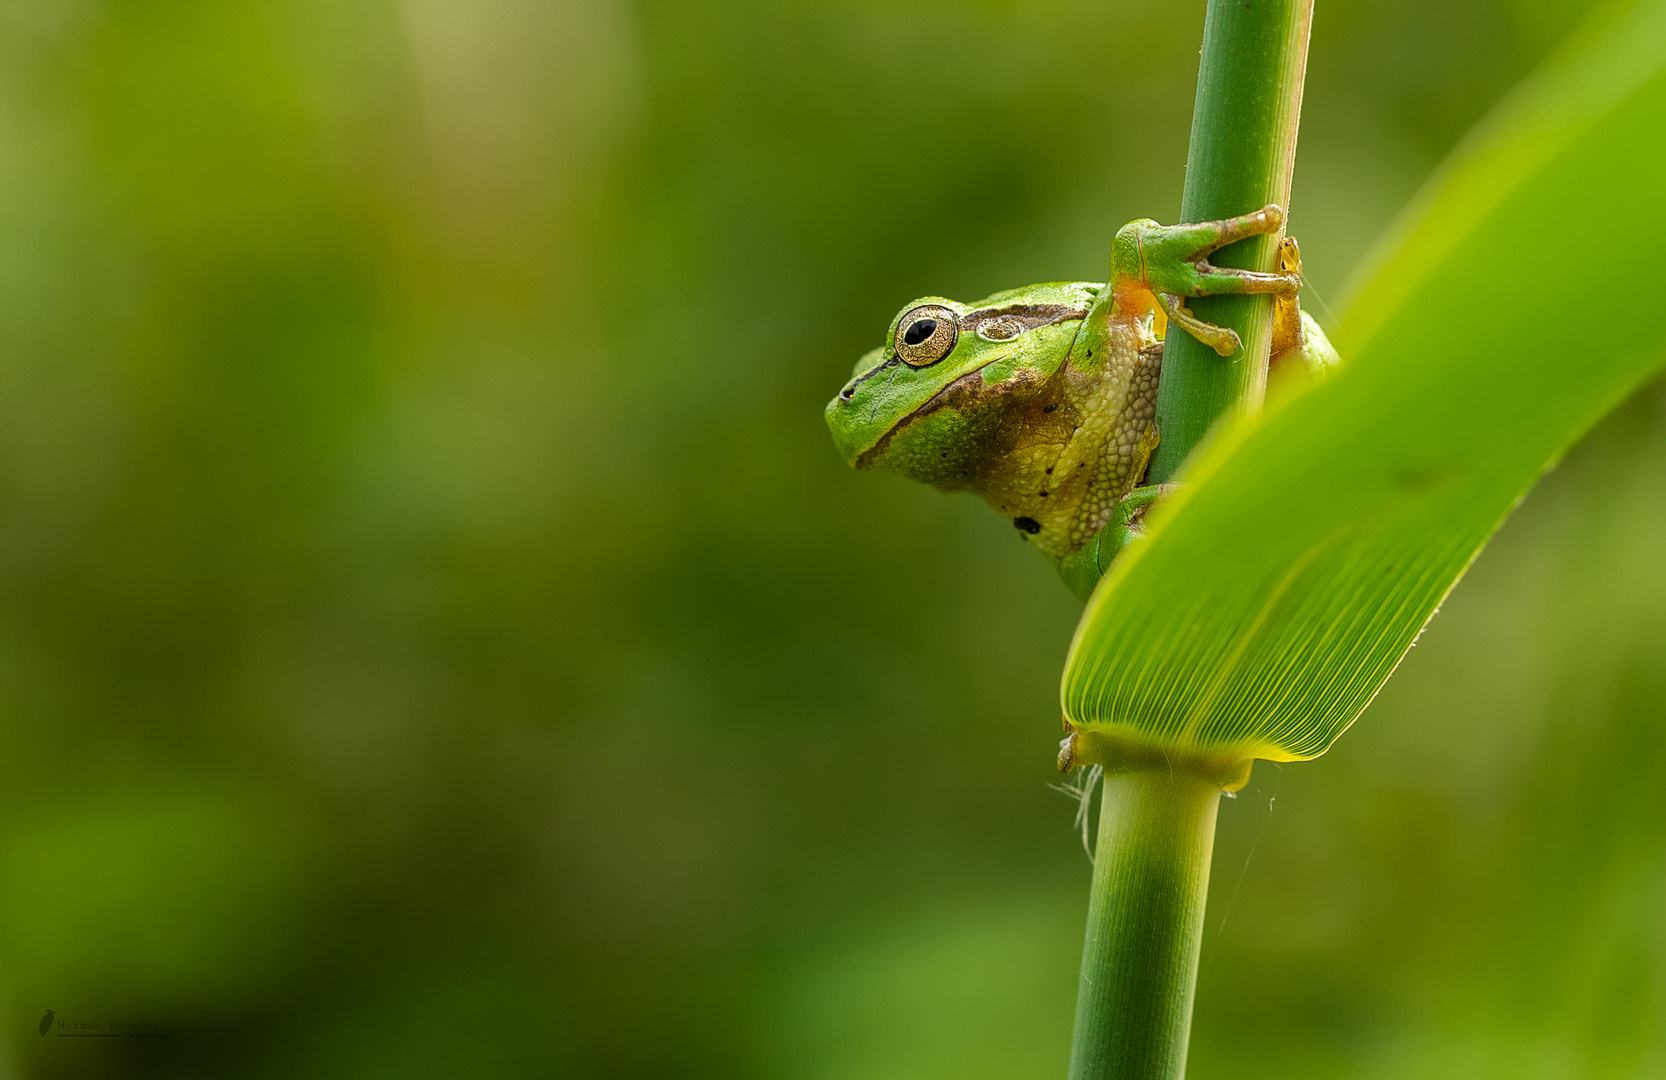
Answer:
[852,355,1037,469]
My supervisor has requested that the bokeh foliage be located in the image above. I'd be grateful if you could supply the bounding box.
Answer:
[0,0,1657,1077]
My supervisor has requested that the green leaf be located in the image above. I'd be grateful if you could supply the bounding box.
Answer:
[1061,0,1666,768]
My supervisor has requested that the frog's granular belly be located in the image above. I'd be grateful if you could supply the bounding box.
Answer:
[1069,341,1162,549]
[974,340,1162,559]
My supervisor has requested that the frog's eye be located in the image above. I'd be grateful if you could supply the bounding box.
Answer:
[894,305,959,367]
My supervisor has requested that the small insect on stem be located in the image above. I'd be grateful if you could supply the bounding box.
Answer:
[1049,740,1105,864]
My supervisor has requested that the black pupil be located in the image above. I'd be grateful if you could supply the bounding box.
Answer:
[903,318,937,347]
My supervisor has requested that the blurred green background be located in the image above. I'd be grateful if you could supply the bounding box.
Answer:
[0,0,1660,1076]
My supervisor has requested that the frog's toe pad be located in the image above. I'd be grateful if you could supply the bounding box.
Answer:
[1159,293,1243,357]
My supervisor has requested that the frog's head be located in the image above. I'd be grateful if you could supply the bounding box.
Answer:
[825,282,1096,488]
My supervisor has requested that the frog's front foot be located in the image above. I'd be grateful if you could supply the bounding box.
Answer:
[1111,204,1301,357]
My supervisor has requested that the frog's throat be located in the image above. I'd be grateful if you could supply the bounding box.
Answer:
[851,353,1009,471]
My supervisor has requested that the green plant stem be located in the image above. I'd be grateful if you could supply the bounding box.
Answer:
[1065,6,1313,1075]
[1147,0,1315,482]
[1067,767,1222,1080]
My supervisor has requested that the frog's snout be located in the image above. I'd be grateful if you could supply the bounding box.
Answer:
[825,382,882,469]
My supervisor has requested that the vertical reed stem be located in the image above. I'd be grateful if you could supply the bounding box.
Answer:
[1066,5,1314,1075]
[1067,767,1222,1080]
[1146,0,1315,482]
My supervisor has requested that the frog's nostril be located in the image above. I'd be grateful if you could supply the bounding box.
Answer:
[839,385,856,402]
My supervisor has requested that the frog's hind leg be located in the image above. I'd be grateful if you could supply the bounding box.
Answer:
[1052,481,1176,602]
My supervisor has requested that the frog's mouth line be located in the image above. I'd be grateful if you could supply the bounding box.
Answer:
[852,352,1011,470]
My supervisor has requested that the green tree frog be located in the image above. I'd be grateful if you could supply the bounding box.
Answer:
[826,205,1337,601]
